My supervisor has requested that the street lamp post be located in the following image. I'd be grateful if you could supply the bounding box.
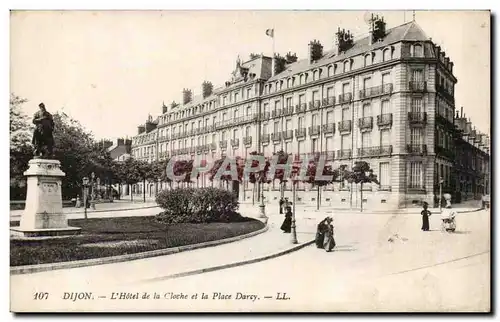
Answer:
[90,172,96,210]
[439,177,444,212]
[82,177,89,219]
[259,187,267,221]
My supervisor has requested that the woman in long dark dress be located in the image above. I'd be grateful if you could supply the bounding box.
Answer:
[280,203,292,233]
[315,218,329,248]
[323,218,336,252]
[279,198,284,214]
[421,202,431,231]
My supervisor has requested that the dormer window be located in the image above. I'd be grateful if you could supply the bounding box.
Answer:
[413,44,423,57]
[313,70,318,81]
[364,54,372,67]
[300,74,304,85]
[343,60,350,73]
[327,66,333,77]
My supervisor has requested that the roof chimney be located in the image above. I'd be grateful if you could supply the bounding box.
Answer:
[308,39,323,64]
[202,81,213,98]
[182,88,192,105]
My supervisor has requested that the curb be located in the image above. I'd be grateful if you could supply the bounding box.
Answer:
[305,207,483,215]
[10,223,269,275]
[136,239,316,284]
[10,205,159,218]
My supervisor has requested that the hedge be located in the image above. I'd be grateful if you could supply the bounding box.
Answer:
[155,187,242,224]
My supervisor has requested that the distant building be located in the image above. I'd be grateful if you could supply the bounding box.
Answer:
[107,138,132,161]
[130,16,490,208]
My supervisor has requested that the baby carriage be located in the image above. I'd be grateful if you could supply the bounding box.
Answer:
[441,209,456,232]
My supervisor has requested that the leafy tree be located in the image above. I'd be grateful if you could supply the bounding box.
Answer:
[304,159,339,210]
[10,94,33,199]
[339,161,379,212]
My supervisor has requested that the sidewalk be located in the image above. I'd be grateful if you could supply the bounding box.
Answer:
[10,213,318,286]
[10,200,158,219]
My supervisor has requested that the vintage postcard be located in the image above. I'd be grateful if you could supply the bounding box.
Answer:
[9,10,491,313]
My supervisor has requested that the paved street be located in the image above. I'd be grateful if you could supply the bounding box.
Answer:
[10,208,489,312]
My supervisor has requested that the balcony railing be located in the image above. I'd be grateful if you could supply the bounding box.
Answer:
[295,103,307,113]
[243,136,252,146]
[322,123,335,135]
[231,138,239,148]
[409,81,427,92]
[320,150,335,161]
[308,125,321,136]
[219,140,228,149]
[338,120,352,133]
[271,109,282,118]
[282,106,294,116]
[358,116,373,130]
[377,113,393,127]
[282,130,293,140]
[308,100,321,111]
[338,92,353,104]
[357,145,393,157]
[271,132,282,142]
[359,84,393,99]
[406,144,428,155]
[408,112,427,124]
[322,96,335,107]
[437,85,455,103]
[295,128,306,139]
[336,149,352,159]
[261,134,270,144]
[259,112,270,121]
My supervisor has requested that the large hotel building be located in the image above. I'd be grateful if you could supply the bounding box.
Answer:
[129,17,490,209]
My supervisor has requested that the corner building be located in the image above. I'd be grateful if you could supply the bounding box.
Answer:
[131,17,490,209]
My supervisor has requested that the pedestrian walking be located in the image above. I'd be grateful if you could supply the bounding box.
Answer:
[280,200,292,233]
[323,217,336,252]
[421,202,431,231]
[315,217,329,248]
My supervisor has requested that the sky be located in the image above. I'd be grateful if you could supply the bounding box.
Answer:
[10,10,490,140]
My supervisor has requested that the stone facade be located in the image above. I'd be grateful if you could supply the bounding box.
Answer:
[129,18,490,209]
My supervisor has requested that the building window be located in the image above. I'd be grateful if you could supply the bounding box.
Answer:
[245,126,251,137]
[312,114,318,127]
[342,107,350,121]
[381,100,390,114]
[379,162,390,188]
[413,44,423,57]
[221,131,226,141]
[234,109,238,119]
[341,134,351,150]
[274,121,280,133]
[364,54,372,66]
[212,134,216,143]
[412,69,424,82]
[313,70,318,81]
[286,97,292,107]
[247,88,251,98]
[263,103,269,113]
[342,82,351,95]
[362,103,371,117]
[285,119,292,131]
[327,87,334,99]
[233,129,238,139]
[299,94,305,105]
[328,66,333,77]
[246,106,251,116]
[343,61,350,72]
[234,92,239,102]
[409,161,423,188]
[383,48,391,61]
[363,77,371,90]
[411,98,423,113]
[298,116,304,129]
[287,78,292,88]
[380,129,390,146]
[362,132,371,148]
[326,111,334,124]
[275,100,281,110]
[300,74,305,85]
[410,128,422,146]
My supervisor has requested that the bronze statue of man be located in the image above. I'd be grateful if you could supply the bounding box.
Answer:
[32,102,55,158]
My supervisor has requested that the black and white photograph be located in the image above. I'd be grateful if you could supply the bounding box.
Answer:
[8,9,491,313]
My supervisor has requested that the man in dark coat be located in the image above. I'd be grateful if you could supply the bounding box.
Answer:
[32,102,55,158]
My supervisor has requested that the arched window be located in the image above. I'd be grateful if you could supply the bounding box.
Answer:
[313,70,318,81]
[287,78,292,88]
[364,54,371,66]
[328,66,333,77]
[413,44,423,57]
[300,74,304,85]
[383,48,391,61]
[343,60,350,73]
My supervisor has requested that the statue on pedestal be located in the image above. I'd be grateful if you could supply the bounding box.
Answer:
[32,102,55,158]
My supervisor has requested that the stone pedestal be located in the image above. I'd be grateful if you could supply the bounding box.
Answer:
[10,159,81,237]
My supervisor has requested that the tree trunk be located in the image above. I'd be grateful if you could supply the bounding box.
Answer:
[143,179,146,203]
[317,185,320,210]
[360,183,363,212]
[130,184,133,201]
